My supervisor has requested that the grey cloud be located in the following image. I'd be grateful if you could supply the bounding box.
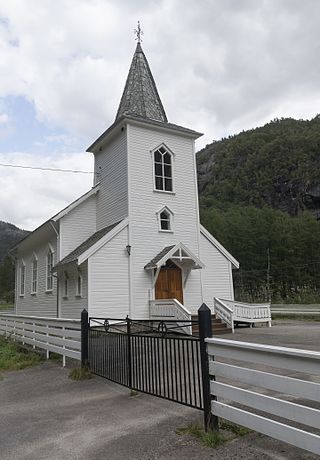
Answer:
[0,0,319,227]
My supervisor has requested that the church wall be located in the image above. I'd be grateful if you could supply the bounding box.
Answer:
[59,194,97,260]
[15,235,58,317]
[88,226,130,318]
[95,129,128,231]
[200,232,234,309]
[127,123,202,317]
[59,262,88,319]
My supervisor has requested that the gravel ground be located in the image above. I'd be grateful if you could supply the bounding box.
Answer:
[0,320,319,460]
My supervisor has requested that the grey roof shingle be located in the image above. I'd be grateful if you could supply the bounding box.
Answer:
[116,43,167,123]
[54,221,121,270]
[144,245,175,270]
[86,114,202,152]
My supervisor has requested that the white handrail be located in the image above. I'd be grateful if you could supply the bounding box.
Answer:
[214,298,234,332]
[214,298,272,331]
[149,299,192,335]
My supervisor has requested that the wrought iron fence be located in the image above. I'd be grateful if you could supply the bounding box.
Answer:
[87,317,203,410]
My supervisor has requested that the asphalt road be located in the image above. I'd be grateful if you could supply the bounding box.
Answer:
[0,320,319,460]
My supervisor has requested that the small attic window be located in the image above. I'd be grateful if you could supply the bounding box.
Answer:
[160,210,171,230]
[157,206,173,232]
[153,145,173,192]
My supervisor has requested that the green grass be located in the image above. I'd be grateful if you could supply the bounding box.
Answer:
[176,419,251,448]
[176,423,227,448]
[0,304,13,311]
[0,336,42,373]
[220,419,251,437]
[69,366,93,380]
[130,389,139,397]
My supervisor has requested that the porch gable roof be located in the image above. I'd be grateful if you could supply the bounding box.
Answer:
[144,242,205,270]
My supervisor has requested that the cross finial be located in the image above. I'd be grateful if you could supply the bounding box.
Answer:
[134,21,143,44]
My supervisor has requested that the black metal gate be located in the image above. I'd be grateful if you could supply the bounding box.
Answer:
[88,318,203,410]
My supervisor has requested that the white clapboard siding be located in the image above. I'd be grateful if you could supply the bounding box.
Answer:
[128,123,202,317]
[60,262,88,320]
[15,235,58,317]
[59,194,97,259]
[95,129,128,231]
[0,314,81,364]
[200,233,234,309]
[207,337,320,456]
[89,225,130,318]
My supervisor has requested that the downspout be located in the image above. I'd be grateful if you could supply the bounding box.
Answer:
[50,221,60,318]
[8,250,17,314]
[192,139,204,303]
[127,124,133,317]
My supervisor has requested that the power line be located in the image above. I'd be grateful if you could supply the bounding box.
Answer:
[0,163,94,174]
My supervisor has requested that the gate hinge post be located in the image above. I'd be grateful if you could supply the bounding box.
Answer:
[198,303,218,432]
[81,308,89,368]
[126,316,133,389]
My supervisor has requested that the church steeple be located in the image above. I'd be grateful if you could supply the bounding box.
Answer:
[115,42,168,123]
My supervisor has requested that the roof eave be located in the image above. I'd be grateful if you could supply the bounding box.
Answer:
[126,116,203,139]
[52,184,100,222]
[9,220,54,254]
[86,116,126,153]
[87,115,203,154]
[200,224,240,269]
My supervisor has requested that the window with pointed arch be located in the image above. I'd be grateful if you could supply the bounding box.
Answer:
[31,255,38,294]
[46,247,54,292]
[20,261,25,297]
[154,145,173,192]
[157,207,173,232]
[76,272,83,297]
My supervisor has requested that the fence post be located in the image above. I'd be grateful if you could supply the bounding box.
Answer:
[198,303,218,432]
[126,316,132,389]
[81,309,89,368]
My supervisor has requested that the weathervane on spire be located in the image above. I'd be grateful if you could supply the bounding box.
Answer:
[134,21,143,43]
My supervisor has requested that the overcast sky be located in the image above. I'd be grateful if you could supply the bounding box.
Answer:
[0,0,319,230]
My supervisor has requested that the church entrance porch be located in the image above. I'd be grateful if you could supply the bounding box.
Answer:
[145,242,205,327]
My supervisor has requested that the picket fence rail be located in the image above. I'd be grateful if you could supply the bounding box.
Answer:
[0,314,81,366]
[206,337,320,455]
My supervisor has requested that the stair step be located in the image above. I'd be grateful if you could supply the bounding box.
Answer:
[191,313,231,336]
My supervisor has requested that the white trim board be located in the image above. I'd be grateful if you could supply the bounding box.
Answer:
[200,224,239,269]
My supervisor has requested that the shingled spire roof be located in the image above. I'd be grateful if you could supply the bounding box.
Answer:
[115,42,168,123]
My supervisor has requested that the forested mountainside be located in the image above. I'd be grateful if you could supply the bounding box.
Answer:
[0,221,29,303]
[197,117,320,303]
[0,221,29,263]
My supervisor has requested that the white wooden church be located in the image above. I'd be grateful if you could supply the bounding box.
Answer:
[11,40,239,322]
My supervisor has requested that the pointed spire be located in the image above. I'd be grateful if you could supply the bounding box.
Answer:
[115,40,168,123]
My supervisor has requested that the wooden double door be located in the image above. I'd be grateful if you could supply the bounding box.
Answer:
[155,267,183,304]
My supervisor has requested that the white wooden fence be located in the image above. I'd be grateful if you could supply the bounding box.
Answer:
[206,337,320,455]
[0,314,81,366]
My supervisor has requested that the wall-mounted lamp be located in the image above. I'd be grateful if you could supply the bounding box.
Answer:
[126,244,131,256]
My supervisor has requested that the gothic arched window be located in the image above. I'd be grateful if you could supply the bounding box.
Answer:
[157,206,174,232]
[154,145,173,192]
[46,247,54,292]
